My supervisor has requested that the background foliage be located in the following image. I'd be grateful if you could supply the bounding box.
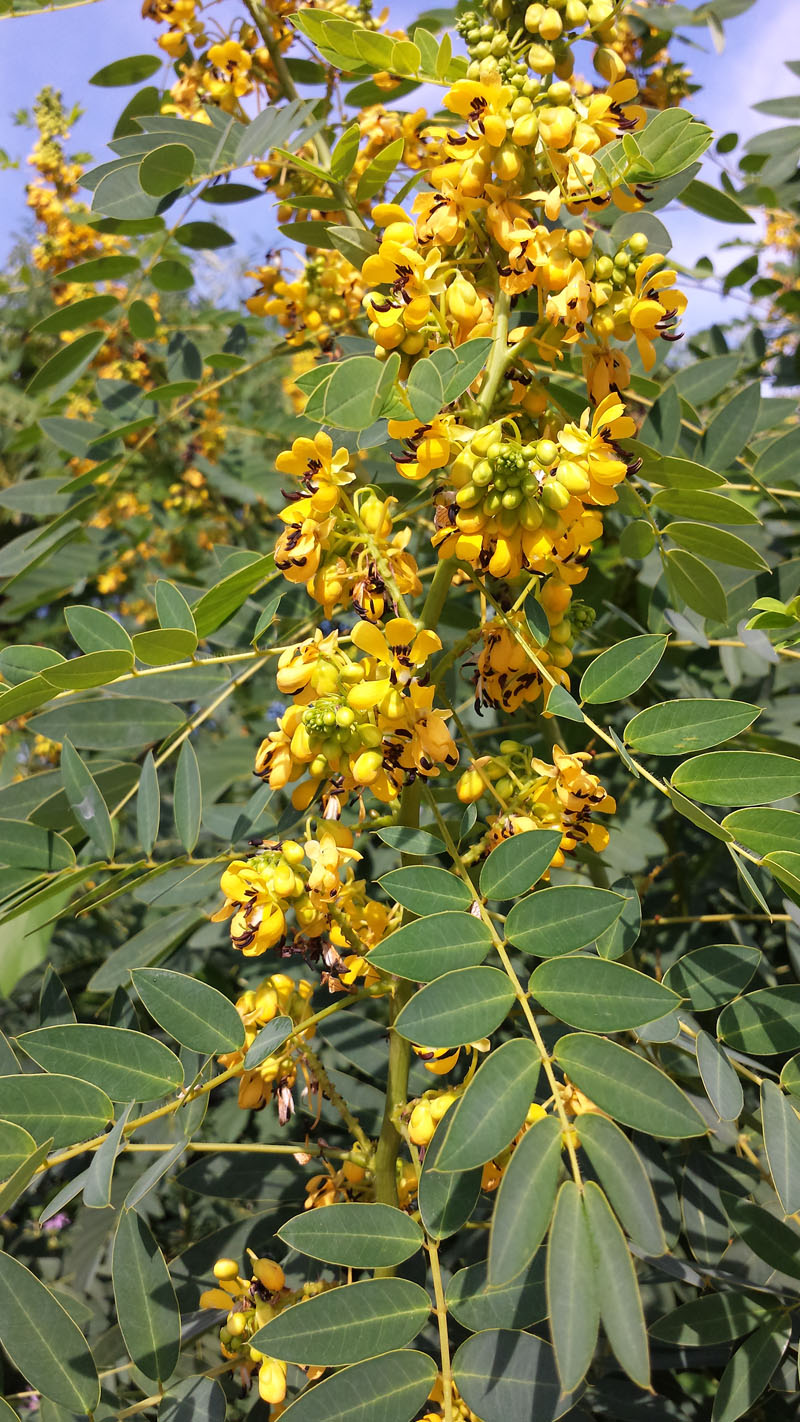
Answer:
[1,0,800,1420]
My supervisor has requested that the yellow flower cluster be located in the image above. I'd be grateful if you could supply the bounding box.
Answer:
[198,1253,293,1405]
[303,1143,418,1210]
[22,90,239,592]
[613,1,694,110]
[212,821,399,976]
[274,432,421,619]
[26,88,122,276]
[254,622,458,810]
[217,972,316,1113]
[144,0,385,116]
[474,592,574,715]
[430,393,636,582]
[459,740,616,861]
[246,253,366,351]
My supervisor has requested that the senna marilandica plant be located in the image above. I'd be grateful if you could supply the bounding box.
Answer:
[1,0,800,1418]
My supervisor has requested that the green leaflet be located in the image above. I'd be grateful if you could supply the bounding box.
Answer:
[112,1209,181,1384]
[672,751,800,806]
[368,910,491,980]
[454,1330,579,1422]
[479,830,562,899]
[488,1114,562,1287]
[16,1024,183,1102]
[547,1181,599,1392]
[529,956,680,1031]
[583,1181,649,1389]
[277,1351,436,1422]
[663,943,760,1011]
[625,699,760,755]
[0,1073,113,1148]
[278,1204,423,1268]
[579,634,667,704]
[553,1035,705,1138]
[250,1278,431,1365]
[132,968,245,1054]
[394,967,515,1047]
[0,1253,99,1412]
[433,1040,540,1172]
[718,987,800,1055]
[506,886,624,958]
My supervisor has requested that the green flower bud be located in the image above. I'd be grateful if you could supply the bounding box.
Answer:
[457,482,483,508]
[536,438,559,465]
[541,480,571,511]
[527,42,556,72]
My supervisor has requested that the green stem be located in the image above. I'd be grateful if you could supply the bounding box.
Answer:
[421,556,457,629]
[427,1238,454,1422]
[476,288,511,420]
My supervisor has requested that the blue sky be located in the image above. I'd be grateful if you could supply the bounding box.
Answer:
[0,0,796,328]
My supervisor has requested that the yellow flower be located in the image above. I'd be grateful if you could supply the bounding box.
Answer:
[347,617,442,709]
[545,258,591,340]
[628,254,688,370]
[276,430,353,514]
[387,414,457,482]
[395,681,460,778]
[580,79,647,150]
[303,824,361,898]
[211,862,288,956]
[555,393,636,505]
[581,344,632,403]
[413,184,484,247]
[207,39,253,99]
[362,224,446,341]
[274,501,331,584]
[444,75,514,147]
